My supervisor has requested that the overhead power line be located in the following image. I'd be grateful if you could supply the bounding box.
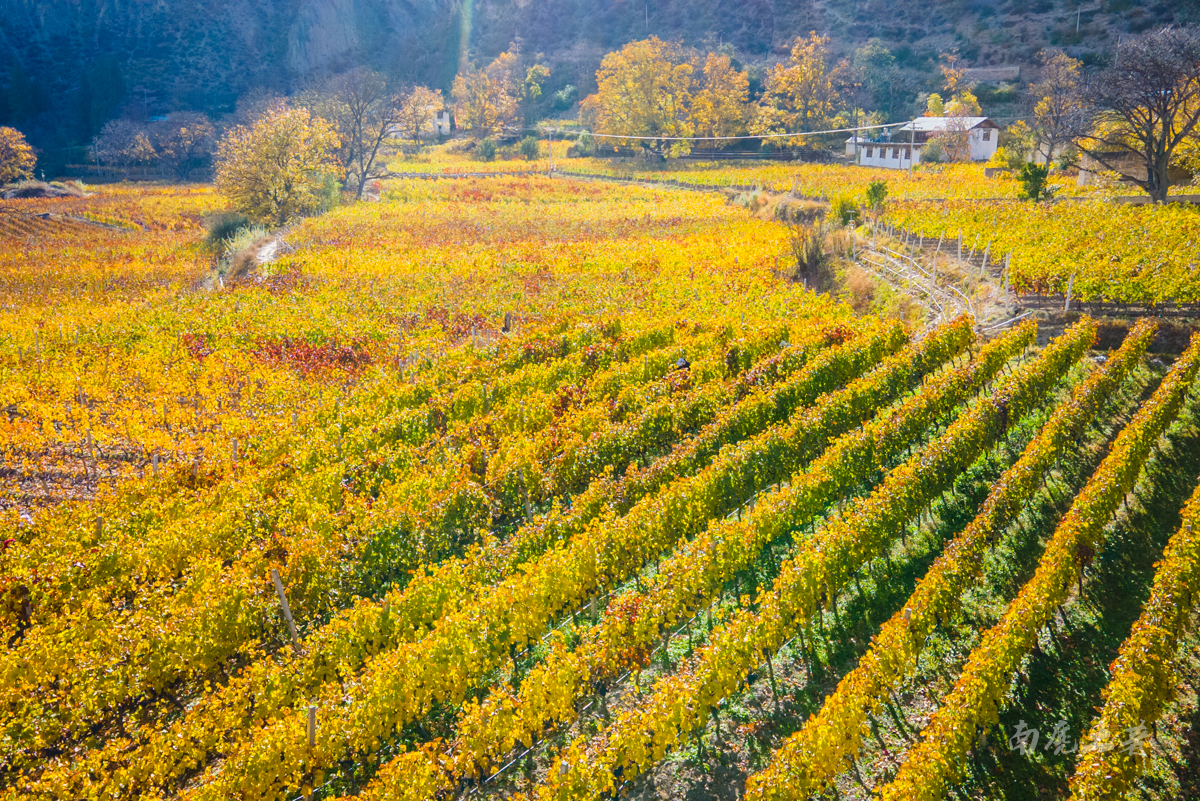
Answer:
[539,120,911,142]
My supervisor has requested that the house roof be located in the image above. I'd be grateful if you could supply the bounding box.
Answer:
[898,116,999,132]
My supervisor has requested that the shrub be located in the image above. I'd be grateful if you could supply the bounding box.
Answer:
[1017,162,1054,201]
[773,198,826,224]
[1,181,86,199]
[789,222,837,293]
[864,178,887,213]
[316,171,343,212]
[519,136,540,160]
[828,196,860,226]
[477,137,497,161]
[573,132,595,157]
[224,224,271,254]
[844,266,876,314]
[921,140,947,164]
[204,211,252,246]
[988,145,1026,172]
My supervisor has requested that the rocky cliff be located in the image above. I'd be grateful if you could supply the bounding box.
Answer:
[0,0,1193,157]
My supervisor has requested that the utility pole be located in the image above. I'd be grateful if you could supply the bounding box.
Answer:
[909,120,915,177]
[852,107,860,165]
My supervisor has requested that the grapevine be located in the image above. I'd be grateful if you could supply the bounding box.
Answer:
[744,319,1157,800]
[877,331,1200,801]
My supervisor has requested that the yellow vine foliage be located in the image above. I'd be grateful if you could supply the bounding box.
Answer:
[878,331,1200,801]
[745,319,1157,801]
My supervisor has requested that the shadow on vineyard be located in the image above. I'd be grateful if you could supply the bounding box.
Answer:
[1174,663,1200,798]
[748,350,1167,801]
[9,94,1200,799]
[964,392,1200,800]
[609,358,1086,801]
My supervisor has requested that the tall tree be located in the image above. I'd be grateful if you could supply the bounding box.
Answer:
[301,68,401,200]
[932,117,974,162]
[452,51,522,138]
[522,63,550,122]
[90,118,156,175]
[587,37,694,157]
[149,112,216,180]
[87,58,125,137]
[853,40,899,121]
[215,106,339,225]
[1028,48,1084,164]
[939,52,966,96]
[690,53,749,140]
[0,127,36,184]
[395,86,445,148]
[933,50,982,117]
[1075,26,1200,203]
[946,90,982,116]
[4,62,48,125]
[752,32,845,146]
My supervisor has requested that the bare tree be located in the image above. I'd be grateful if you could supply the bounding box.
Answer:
[1028,48,1085,164]
[90,118,156,176]
[932,115,973,163]
[233,89,289,127]
[301,68,401,200]
[149,112,216,179]
[1075,26,1200,203]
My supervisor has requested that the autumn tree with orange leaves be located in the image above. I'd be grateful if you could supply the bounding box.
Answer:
[690,53,750,140]
[587,37,694,158]
[452,49,547,138]
[752,33,847,147]
[0,127,37,184]
[215,106,339,225]
[452,52,521,138]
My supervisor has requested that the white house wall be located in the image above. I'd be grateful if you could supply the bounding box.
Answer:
[858,144,919,170]
[969,128,999,161]
[856,129,998,169]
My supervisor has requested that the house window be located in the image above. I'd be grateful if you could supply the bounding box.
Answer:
[866,146,873,158]
[983,130,991,141]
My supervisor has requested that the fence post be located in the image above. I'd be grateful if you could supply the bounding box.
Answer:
[270,568,303,650]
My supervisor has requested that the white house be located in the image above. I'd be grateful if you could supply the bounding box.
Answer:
[844,136,871,157]
[855,140,919,170]
[435,110,452,137]
[850,117,1001,170]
